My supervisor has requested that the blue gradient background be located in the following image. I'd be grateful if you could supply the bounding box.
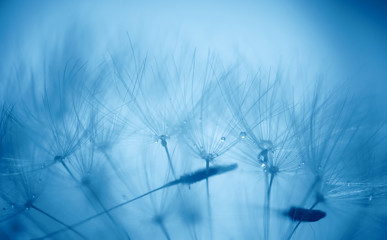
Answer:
[1,1,386,239]
[1,0,386,114]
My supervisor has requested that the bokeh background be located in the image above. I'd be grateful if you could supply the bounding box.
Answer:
[1,0,386,239]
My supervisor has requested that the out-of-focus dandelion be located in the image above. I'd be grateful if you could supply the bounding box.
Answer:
[35,163,237,239]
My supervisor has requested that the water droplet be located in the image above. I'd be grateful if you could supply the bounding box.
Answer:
[240,132,246,139]
[369,195,373,201]
[10,204,14,209]
[261,163,266,168]
[32,195,36,199]
[220,137,226,142]
[347,182,351,187]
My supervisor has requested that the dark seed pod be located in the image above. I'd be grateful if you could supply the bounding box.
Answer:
[288,207,326,222]
[178,163,238,185]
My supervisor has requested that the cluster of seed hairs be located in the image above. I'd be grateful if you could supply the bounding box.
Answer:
[0,44,386,240]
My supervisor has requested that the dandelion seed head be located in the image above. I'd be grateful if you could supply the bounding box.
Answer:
[239,131,247,139]
[152,214,164,224]
[268,166,279,175]
[159,135,168,147]
[316,192,325,203]
[259,140,274,150]
[24,199,33,210]
[54,155,64,162]
[81,176,91,186]
[199,150,218,162]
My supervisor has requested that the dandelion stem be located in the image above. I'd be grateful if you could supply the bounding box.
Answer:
[61,156,131,239]
[264,173,275,240]
[101,150,132,191]
[205,158,213,240]
[26,214,49,236]
[34,164,237,239]
[300,176,320,206]
[59,160,78,183]
[34,185,168,239]
[158,220,171,240]
[161,138,177,179]
[30,205,88,240]
[205,159,210,199]
[84,186,131,240]
[287,200,320,240]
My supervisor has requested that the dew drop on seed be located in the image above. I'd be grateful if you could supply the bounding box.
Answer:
[240,132,246,139]
[220,137,226,142]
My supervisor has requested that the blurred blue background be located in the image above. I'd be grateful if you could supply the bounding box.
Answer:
[1,0,386,118]
[0,0,386,239]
